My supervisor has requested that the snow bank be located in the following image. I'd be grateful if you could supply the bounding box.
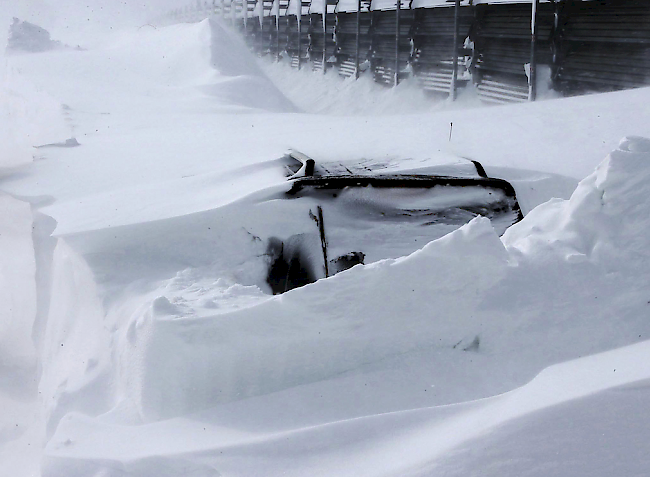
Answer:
[121,136,650,420]
[38,240,113,436]
[0,16,69,170]
[428,340,650,477]
[6,18,67,54]
[35,135,650,477]
[0,60,69,169]
[0,193,37,373]
[0,193,42,475]
[262,61,454,115]
[504,136,650,271]
[42,339,650,477]
[3,18,292,120]
[38,136,650,436]
[0,0,158,49]
[1,8,649,474]
[104,19,294,112]
[205,20,295,112]
[4,34,648,236]
[111,217,508,420]
[0,18,297,232]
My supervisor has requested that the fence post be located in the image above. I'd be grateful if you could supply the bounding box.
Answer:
[355,0,361,78]
[529,0,539,101]
[323,0,328,73]
[298,13,302,69]
[450,0,461,100]
[395,0,400,86]
[255,0,264,56]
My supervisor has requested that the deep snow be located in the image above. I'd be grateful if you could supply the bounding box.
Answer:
[1,16,650,477]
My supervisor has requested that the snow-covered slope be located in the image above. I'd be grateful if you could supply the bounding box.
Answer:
[32,135,650,476]
[2,20,649,234]
[0,62,68,170]
[1,16,650,477]
[43,341,650,477]
[0,193,42,475]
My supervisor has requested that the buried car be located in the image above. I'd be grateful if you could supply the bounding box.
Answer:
[65,150,529,300]
[264,151,523,294]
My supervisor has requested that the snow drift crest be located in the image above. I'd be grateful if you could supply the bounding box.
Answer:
[206,18,296,112]
[503,135,650,272]
[108,19,295,112]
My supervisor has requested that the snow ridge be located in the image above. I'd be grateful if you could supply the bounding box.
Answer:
[37,137,650,476]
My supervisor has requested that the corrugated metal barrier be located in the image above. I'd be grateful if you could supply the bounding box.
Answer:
[167,0,650,103]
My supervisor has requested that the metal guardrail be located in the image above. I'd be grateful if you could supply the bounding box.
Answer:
[164,0,650,103]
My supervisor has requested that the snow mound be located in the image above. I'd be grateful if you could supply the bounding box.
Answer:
[429,340,650,477]
[6,18,69,54]
[33,138,650,441]
[0,193,41,474]
[110,19,295,112]
[262,60,455,115]
[105,138,650,421]
[0,194,37,373]
[149,19,295,112]
[0,62,69,169]
[42,339,650,477]
[206,19,295,112]
[2,9,648,471]
[503,135,650,272]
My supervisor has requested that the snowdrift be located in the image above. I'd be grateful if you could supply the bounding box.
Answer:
[2,14,650,476]
[0,193,42,474]
[6,18,71,54]
[38,137,650,476]
[104,19,294,113]
[0,194,36,370]
[45,340,650,477]
[122,136,650,418]
[4,19,649,236]
[0,66,68,169]
[427,340,650,477]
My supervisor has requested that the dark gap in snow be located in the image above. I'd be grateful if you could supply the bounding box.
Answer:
[266,236,319,294]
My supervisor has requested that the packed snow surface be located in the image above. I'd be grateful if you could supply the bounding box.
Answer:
[0,16,650,477]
